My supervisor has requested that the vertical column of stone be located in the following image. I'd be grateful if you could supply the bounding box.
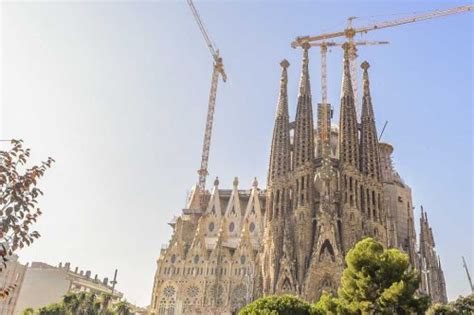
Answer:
[338,43,361,252]
[292,43,316,287]
[263,60,292,295]
[359,61,387,245]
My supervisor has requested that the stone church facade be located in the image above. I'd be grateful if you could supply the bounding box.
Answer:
[149,44,447,315]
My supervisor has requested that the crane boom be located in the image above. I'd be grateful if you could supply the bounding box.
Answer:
[291,4,472,118]
[356,5,473,35]
[291,5,473,47]
[187,0,227,196]
[187,0,217,59]
[462,256,474,294]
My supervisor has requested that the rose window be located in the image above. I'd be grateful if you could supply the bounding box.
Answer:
[186,285,200,298]
[162,286,176,298]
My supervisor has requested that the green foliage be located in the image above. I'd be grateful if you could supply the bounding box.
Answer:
[427,294,474,315]
[37,303,65,315]
[21,308,35,315]
[331,237,429,314]
[239,294,312,315]
[114,301,133,315]
[240,238,430,315]
[23,292,130,315]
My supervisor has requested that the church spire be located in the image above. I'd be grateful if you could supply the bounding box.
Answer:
[267,59,291,186]
[338,43,359,167]
[293,42,314,168]
[359,61,382,181]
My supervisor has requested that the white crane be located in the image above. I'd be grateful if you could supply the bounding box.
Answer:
[462,256,474,294]
[187,0,227,196]
[292,5,473,116]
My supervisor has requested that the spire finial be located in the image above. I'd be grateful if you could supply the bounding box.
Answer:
[214,177,219,187]
[298,42,311,97]
[252,177,258,188]
[276,60,290,117]
[361,61,371,99]
[342,42,351,59]
[233,176,239,188]
[361,60,370,71]
[341,43,353,98]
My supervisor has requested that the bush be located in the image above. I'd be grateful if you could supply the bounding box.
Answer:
[239,294,312,315]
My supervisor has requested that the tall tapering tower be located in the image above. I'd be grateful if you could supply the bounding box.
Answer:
[292,43,316,287]
[359,61,387,245]
[339,44,359,169]
[419,207,447,304]
[360,61,382,182]
[338,43,362,252]
[263,59,292,295]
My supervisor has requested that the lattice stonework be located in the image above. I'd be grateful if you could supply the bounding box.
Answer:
[231,284,247,308]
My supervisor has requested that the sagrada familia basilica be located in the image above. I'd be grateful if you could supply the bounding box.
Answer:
[149,43,447,314]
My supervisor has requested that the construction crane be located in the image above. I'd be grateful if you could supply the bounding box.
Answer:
[305,40,388,105]
[462,256,474,294]
[187,0,227,195]
[292,4,473,115]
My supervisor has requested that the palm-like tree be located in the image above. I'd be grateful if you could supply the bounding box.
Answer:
[114,301,132,315]
[98,293,113,313]
[62,293,80,314]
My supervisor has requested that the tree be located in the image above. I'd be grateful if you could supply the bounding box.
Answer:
[311,292,339,315]
[114,301,133,315]
[427,294,474,315]
[37,303,65,315]
[20,308,35,315]
[62,293,81,314]
[0,139,54,297]
[25,292,123,315]
[320,237,429,314]
[452,294,474,314]
[239,294,312,315]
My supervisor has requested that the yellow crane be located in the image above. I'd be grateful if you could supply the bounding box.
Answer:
[291,4,473,115]
[187,0,227,196]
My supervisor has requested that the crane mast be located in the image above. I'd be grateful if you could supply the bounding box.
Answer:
[187,0,227,195]
[305,40,388,109]
[462,256,474,294]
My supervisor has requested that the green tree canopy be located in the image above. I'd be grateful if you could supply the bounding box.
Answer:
[316,237,429,314]
[22,292,132,315]
[239,294,312,315]
[427,294,474,315]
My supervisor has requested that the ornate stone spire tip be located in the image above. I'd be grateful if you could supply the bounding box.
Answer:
[361,61,370,71]
[233,176,239,187]
[214,177,219,187]
[252,177,258,188]
[280,59,290,69]
[342,42,350,56]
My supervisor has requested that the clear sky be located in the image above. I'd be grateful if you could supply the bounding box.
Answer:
[1,0,472,307]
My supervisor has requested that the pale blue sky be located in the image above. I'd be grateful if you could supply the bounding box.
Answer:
[1,0,472,307]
